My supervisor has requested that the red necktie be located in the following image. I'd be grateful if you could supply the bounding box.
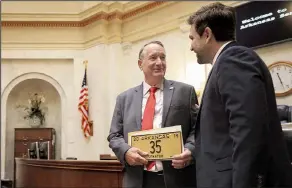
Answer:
[142,87,158,170]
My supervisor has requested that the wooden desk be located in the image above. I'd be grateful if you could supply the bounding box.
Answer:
[14,158,123,188]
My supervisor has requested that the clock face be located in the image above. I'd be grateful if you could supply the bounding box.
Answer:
[269,62,292,97]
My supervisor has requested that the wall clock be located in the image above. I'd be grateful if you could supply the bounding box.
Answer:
[268,61,292,97]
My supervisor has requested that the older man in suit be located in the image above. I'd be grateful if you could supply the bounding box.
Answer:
[107,41,198,188]
[187,2,292,188]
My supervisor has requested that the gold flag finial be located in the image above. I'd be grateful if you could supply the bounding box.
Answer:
[83,60,88,69]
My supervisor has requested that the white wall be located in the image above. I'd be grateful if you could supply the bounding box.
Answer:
[2,28,292,179]
[255,41,292,105]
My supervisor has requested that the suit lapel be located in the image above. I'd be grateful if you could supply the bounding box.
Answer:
[199,41,237,108]
[162,79,174,127]
[195,41,238,126]
[134,83,143,130]
[201,68,213,103]
[195,67,213,127]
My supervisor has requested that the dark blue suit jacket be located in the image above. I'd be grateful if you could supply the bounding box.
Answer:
[195,42,292,188]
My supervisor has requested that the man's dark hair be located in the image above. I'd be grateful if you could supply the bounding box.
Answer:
[187,2,236,42]
[138,41,164,60]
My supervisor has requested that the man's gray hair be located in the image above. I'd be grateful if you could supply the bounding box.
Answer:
[138,41,164,60]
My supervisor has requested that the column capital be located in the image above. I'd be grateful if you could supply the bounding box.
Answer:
[121,42,132,54]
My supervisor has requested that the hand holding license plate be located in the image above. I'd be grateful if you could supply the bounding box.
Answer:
[128,125,183,160]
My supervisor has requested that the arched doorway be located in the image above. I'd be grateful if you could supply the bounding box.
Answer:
[1,72,66,179]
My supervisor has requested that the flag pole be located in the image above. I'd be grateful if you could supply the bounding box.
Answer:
[83,60,93,136]
[83,60,88,69]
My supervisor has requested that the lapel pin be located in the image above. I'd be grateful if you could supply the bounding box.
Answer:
[169,87,174,90]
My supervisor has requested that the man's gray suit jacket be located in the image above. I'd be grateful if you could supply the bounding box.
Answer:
[108,79,199,188]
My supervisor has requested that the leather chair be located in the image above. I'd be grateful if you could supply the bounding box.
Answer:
[278,105,292,162]
[277,105,292,123]
[27,142,39,159]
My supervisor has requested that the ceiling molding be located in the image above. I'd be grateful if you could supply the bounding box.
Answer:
[1,2,166,28]
[1,1,247,50]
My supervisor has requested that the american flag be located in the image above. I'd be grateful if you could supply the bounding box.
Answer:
[78,66,91,137]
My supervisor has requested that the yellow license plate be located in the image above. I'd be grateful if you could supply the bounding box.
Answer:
[128,126,183,160]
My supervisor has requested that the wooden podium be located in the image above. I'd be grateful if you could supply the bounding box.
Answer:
[14,157,123,188]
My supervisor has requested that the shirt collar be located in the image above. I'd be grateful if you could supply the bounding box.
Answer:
[212,41,232,65]
[143,80,164,96]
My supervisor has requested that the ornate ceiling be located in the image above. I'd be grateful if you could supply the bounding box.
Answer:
[2,1,139,14]
[1,1,163,26]
[1,1,246,49]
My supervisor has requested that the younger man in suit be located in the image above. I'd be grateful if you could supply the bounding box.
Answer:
[187,2,292,188]
[108,41,198,188]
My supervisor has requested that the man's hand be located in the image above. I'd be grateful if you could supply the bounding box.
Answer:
[125,147,148,166]
[172,148,193,169]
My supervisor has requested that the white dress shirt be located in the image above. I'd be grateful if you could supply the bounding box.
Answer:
[142,81,164,171]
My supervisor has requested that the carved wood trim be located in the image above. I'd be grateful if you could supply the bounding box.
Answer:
[15,158,123,171]
[122,1,165,20]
